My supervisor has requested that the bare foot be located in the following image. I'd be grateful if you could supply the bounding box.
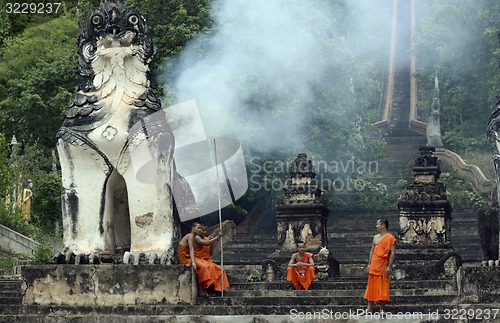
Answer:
[198,288,209,298]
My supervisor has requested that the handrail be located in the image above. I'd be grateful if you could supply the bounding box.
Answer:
[434,148,494,194]
[0,224,39,255]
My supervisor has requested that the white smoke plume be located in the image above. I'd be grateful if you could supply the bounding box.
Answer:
[167,0,392,153]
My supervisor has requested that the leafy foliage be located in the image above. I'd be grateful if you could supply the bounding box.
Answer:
[126,0,213,85]
[440,168,486,209]
[414,0,500,152]
[0,15,78,147]
[31,172,62,234]
[0,0,496,240]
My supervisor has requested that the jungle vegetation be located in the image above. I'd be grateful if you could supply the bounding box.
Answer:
[0,0,498,235]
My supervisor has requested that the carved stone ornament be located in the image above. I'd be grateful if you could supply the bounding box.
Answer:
[55,0,178,264]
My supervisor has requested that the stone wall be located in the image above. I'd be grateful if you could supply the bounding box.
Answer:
[458,266,500,303]
[21,264,197,306]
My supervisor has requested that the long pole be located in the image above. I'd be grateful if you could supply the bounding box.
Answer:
[213,138,224,296]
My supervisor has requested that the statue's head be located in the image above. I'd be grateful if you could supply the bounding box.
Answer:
[77,0,155,92]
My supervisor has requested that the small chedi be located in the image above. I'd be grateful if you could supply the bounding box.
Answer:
[56,0,179,264]
[396,146,460,280]
[398,146,451,244]
[275,153,328,252]
[264,153,338,280]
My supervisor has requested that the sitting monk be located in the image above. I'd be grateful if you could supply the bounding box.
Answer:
[195,223,229,295]
[286,241,316,290]
[177,222,224,297]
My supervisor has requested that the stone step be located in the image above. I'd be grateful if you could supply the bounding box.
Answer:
[0,280,22,290]
[0,296,22,305]
[8,305,500,323]
[230,236,277,243]
[223,264,261,271]
[221,288,457,297]
[220,244,277,250]
[227,280,455,291]
[0,304,21,315]
[0,290,20,304]
[18,302,467,316]
[196,294,458,307]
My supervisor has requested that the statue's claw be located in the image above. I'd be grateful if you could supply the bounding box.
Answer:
[122,252,171,265]
[54,252,102,264]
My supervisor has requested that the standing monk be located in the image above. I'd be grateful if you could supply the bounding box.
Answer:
[286,241,315,290]
[178,222,222,297]
[364,218,396,313]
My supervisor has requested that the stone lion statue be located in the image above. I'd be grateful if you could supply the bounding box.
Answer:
[56,0,179,264]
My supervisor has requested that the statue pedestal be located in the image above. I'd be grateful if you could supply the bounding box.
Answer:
[458,266,500,303]
[393,243,461,280]
[275,203,329,253]
[21,265,197,306]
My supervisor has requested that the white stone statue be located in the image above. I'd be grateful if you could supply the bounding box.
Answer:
[56,0,178,264]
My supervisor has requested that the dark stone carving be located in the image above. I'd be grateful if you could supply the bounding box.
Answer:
[487,60,500,263]
[282,153,322,204]
[261,259,281,282]
[477,187,499,261]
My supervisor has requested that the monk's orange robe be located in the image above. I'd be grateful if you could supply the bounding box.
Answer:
[178,243,191,265]
[194,237,229,291]
[287,252,316,290]
[364,233,396,302]
[178,243,212,289]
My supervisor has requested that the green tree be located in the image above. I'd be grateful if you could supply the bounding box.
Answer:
[414,0,500,152]
[0,15,78,147]
[126,0,213,83]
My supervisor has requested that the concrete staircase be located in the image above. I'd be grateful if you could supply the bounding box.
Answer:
[0,278,458,317]
[0,198,483,322]
[0,212,480,322]
[375,134,427,192]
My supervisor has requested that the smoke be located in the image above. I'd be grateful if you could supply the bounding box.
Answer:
[167,0,392,154]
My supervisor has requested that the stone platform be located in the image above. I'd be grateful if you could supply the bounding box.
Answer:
[2,265,500,322]
[21,265,196,307]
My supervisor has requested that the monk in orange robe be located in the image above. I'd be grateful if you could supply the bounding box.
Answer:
[178,222,223,297]
[364,218,396,313]
[286,241,315,290]
[194,224,229,294]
